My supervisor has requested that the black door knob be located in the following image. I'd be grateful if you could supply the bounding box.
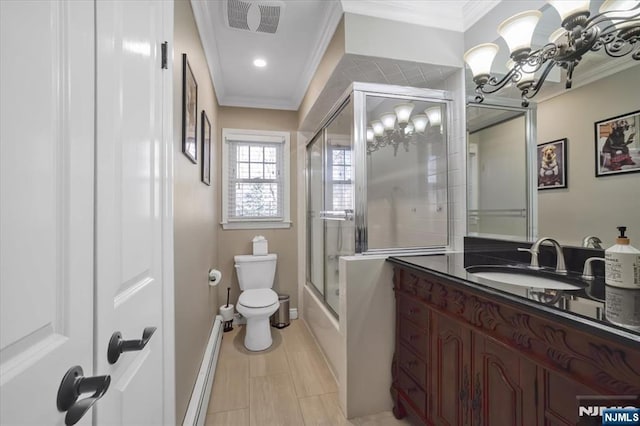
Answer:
[57,366,110,426]
[107,326,157,364]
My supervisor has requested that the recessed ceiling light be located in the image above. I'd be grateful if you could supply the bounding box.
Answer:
[253,58,267,68]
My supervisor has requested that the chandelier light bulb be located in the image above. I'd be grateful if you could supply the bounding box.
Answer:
[498,10,542,60]
[371,120,384,137]
[425,107,442,127]
[366,127,374,142]
[411,114,428,133]
[393,103,414,124]
[464,43,499,83]
[380,112,397,131]
[404,122,414,135]
[600,0,638,30]
[548,0,591,22]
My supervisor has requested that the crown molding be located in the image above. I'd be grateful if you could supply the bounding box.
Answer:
[219,94,299,111]
[341,0,464,32]
[290,0,343,109]
[190,0,226,104]
[462,0,501,31]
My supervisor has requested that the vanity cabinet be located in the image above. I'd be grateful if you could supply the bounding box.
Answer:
[390,264,640,426]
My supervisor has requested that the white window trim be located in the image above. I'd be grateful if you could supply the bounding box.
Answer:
[221,128,291,230]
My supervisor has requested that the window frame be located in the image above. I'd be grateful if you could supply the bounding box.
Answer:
[221,128,291,230]
[327,144,353,212]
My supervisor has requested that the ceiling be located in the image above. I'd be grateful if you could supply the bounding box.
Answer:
[191,0,640,113]
[190,0,496,111]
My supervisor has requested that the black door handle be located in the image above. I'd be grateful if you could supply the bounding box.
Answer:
[108,326,156,364]
[57,366,110,426]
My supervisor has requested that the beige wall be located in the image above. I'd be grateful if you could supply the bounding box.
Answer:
[173,0,219,422]
[217,107,299,310]
[344,13,463,68]
[537,66,640,247]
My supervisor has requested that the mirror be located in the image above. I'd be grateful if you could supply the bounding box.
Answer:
[466,65,640,247]
[466,101,536,241]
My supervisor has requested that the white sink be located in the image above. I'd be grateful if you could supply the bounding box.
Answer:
[468,269,583,290]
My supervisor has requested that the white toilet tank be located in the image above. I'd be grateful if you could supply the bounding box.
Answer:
[234,254,277,291]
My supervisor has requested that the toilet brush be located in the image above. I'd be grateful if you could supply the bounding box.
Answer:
[223,287,233,332]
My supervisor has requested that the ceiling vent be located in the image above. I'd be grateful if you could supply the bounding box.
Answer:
[226,0,285,34]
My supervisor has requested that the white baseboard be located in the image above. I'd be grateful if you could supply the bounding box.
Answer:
[182,315,223,426]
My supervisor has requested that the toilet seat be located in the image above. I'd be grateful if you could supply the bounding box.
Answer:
[238,289,278,309]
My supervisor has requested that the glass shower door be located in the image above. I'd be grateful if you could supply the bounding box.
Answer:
[306,99,354,317]
[323,101,354,313]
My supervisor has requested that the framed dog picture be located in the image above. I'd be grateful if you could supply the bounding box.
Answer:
[595,110,640,177]
[201,110,211,186]
[182,53,198,164]
[537,138,567,190]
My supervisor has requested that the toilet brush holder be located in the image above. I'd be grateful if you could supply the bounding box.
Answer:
[219,304,234,332]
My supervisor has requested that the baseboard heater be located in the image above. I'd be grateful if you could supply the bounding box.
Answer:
[182,315,223,426]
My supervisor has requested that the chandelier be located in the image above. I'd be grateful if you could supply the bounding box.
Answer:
[366,103,441,155]
[464,0,640,107]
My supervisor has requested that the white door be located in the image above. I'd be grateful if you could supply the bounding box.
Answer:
[93,1,173,425]
[0,1,96,424]
[1,1,174,424]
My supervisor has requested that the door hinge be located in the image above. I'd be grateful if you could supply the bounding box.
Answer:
[161,42,168,69]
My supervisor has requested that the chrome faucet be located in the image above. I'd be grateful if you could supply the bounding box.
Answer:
[581,257,605,280]
[582,235,603,249]
[518,237,567,274]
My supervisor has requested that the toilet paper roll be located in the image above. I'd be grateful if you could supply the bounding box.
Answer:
[208,269,222,286]
[219,304,234,321]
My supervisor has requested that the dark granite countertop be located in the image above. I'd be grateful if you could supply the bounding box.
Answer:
[387,253,640,345]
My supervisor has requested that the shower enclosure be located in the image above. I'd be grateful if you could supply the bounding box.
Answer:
[306,83,451,316]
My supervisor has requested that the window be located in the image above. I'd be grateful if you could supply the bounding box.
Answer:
[222,129,291,229]
[328,146,352,211]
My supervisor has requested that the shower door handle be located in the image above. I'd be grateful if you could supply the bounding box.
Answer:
[319,210,353,221]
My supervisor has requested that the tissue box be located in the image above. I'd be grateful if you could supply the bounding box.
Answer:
[252,236,268,256]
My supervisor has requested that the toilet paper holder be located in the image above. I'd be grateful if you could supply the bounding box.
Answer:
[208,269,222,286]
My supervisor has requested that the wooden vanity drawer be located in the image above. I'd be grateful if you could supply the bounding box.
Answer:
[399,343,426,389]
[399,317,428,359]
[398,368,426,416]
[398,294,429,328]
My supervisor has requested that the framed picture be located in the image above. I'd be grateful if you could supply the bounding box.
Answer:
[537,138,567,190]
[201,110,211,186]
[182,54,198,163]
[595,110,639,177]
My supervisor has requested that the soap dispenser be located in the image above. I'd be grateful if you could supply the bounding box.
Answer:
[604,226,640,331]
[604,226,640,288]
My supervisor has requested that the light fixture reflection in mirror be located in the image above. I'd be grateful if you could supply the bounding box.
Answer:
[366,103,442,156]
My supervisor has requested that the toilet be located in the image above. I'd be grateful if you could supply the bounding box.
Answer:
[234,253,279,351]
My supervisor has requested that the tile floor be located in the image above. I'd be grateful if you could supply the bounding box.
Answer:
[205,319,411,426]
